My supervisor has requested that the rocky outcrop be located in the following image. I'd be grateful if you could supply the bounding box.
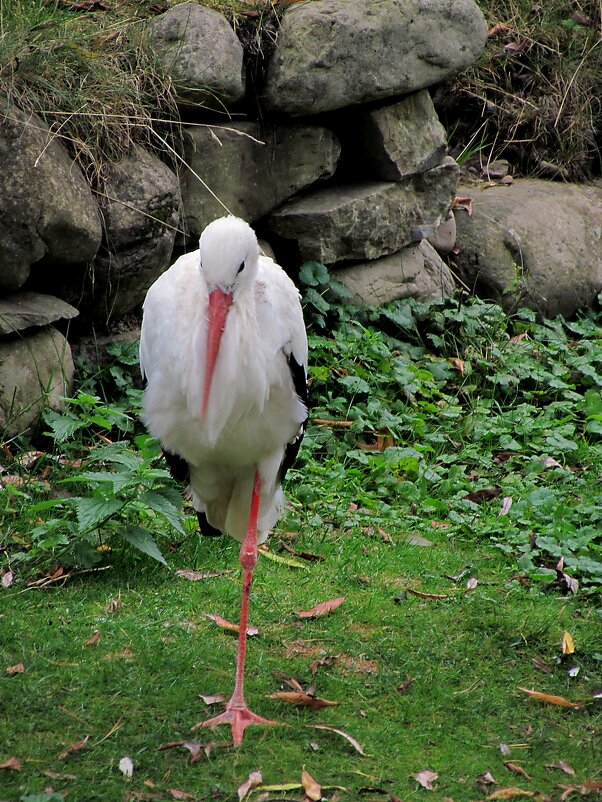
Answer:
[262,0,488,116]
[0,99,102,293]
[181,122,340,240]
[267,158,459,263]
[145,2,245,109]
[453,179,602,318]
[0,295,76,439]
[334,241,456,306]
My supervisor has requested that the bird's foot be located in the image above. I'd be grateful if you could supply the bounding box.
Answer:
[193,703,279,747]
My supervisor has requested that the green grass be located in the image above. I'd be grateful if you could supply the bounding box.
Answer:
[1,295,602,801]
[1,526,600,801]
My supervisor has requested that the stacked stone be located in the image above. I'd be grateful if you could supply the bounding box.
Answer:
[0,0,488,437]
[147,0,488,305]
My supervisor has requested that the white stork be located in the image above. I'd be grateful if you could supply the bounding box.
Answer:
[139,216,308,746]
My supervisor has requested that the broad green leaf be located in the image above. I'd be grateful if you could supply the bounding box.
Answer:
[120,525,167,565]
[75,496,123,531]
[140,489,185,535]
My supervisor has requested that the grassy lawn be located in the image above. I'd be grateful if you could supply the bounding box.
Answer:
[1,295,601,801]
[1,521,600,801]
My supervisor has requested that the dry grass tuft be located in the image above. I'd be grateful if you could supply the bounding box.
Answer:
[437,0,602,180]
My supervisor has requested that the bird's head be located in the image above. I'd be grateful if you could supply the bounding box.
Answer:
[198,216,260,420]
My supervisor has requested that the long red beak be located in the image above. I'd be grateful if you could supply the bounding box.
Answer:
[202,288,233,420]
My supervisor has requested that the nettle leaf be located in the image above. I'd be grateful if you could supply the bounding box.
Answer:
[140,489,185,535]
[75,496,123,531]
[121,525,167,565]
[43,409,84,443]
[338,375,371,394]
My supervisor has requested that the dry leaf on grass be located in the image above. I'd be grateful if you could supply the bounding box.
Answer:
[158,741,209,763]
[1,570,13,588]
[295,596,345,618]
[545,761,575,776]
[561,631,575,655]
[41,770,76,780]
[58,735,89,760]
[85,630,101,647]
[119,756,134,777]
[203,613,259,636]
[486,788,535,800]
[200,693,226,705]
[309,655,336,674]
[170,791,195,800]
[238,770,263,801]
[396,676,414,694]
[175,569,233,581]
[505,763,531,780]
[308,724,366,755]
[558,782,602,800]
[302,767,322,801]
[270,691,338,710]
[518,687,582,709]
[0,756,21,771]
[415,769,438,790]
[6,662,25,676]
[280,543,325,562]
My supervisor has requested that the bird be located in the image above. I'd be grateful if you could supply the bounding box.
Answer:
[139,215,308,746]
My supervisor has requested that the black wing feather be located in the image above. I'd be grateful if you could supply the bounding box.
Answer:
[277,352,308,485]
[162,449,222,537]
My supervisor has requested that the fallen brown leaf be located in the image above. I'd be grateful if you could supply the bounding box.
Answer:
[559,782,602,800]
[531,657,554,674]
[451,196,473,216]
[237,770,263,801]
[448,357,465,374]
[175,569,233,581]
[561,631,575,655]
[545,761,575,776]
[396,676,414,695]
[505,762,531,780]
[295,596,345,619]
[464,488,501,504]
[309,655,336,674]
[518,687,582,709]
[0,756,21,771]
[477,772,499,790]
[170,791,195,800]
[302,767,322,801]
[58,736,89,760]
[204,613,258,636]
[85,630,101,647]
[415,769,438,790]
[280,543,324,562]
[41,770,77,780]
[270,691,338,710]
[6,662,25,676]
[309,724,366,755]
[1,570,13,588]
[200,693,226,705]
[487,788,535,800]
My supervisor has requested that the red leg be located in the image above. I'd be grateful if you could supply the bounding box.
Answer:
[194,471,278,746]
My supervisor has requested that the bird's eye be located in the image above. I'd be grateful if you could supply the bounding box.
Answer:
[237,261,245,275]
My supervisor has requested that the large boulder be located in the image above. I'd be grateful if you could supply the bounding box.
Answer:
[146,2,244,109]
[267,157,459,263]
[90,145,181,324]
[0,292,78,335]
[0,99,102,293]
[180,122,340,239]
[0,327,74,438]
[340,90,448,181]
[454,179,602,317]
[263,0,488,116]
[333,240,456,306]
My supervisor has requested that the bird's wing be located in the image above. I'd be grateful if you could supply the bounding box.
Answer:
[139,250,202,384]
[256,256,309,483]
